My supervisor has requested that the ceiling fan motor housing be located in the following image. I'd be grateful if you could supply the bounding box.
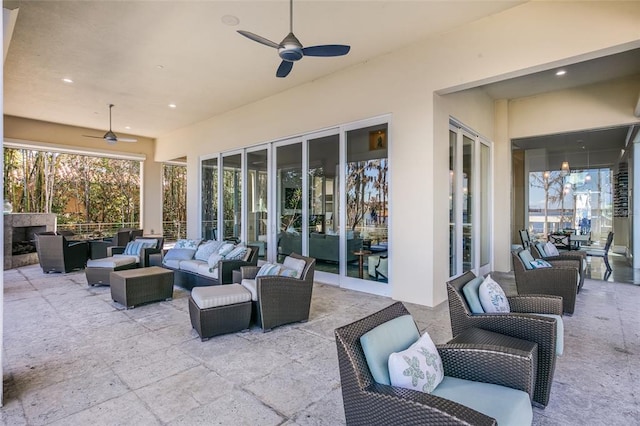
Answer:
[279,33,303,62]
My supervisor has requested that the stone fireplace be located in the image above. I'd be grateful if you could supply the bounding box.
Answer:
[4,213,57,269]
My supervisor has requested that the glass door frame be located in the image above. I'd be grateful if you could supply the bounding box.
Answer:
[449,120,493,278]
[339,115,392,297]
[244,144,271,260]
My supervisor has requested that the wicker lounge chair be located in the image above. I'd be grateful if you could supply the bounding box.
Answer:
[529,241,586,293]
[335,302,536,425]
[239,253,315,331]
[35,233,89,273]
[512,248,579,314]
[447,271,562,407]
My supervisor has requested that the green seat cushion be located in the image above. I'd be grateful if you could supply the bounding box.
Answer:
[462,277,485,314]
[533,313,564,356]
[359,315,420,385]
[432,376,532,426]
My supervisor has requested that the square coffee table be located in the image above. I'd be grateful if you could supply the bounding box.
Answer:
[110,266,174,309]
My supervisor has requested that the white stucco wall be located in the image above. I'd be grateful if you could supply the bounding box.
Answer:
[155,1,640,307]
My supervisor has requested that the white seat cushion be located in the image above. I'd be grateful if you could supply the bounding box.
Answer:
[191,284,251,309]
[87,256,137,268]
[162,258,182,269]
[180,259,206,273]
[240,279,258,301]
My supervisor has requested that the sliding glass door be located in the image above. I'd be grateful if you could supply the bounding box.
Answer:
[246,148,269,260]
[449,120,492,278]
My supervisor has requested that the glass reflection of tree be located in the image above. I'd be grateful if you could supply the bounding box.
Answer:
[346,159,388,238]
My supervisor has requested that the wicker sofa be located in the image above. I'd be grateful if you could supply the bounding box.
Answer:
[161,240,259,290]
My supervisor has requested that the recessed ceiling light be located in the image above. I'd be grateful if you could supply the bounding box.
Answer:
[62,78,73,83]
[555,70,567,76]
[156,65,164,69]
[168,103,177,109]
[221,15,240,26]
[125,126,131,130]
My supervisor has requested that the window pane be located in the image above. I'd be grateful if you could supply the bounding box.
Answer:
[247,149,268,259]
[346,124,388,281]
[309,134,339,273]
[277,143,302,261]
[222,154,242,241]
[201,157,218,240]
[449,130,457,277]
[462,135,473,272]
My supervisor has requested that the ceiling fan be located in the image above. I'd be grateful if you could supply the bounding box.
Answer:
[237,0,350,78]
[83,104,137,144]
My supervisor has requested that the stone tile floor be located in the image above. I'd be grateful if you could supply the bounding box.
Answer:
[1,264,639,425]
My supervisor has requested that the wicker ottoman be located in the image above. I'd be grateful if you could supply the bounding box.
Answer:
[110,266,174,309]
[189,284,252,341]
[86,256,138,286]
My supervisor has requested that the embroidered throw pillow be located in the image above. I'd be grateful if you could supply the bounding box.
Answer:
[478,274,510,313]
[545,241,560,256]
[195,240,224,261]
[279,267,298,277]
[256,263,281,277]
[388,331,444,394]
[174,239,202,249]
[282,256,306,279]
[530,259,553,269]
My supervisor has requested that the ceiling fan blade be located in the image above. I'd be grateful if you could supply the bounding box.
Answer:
[276,60,294,78]
[117,138,138,143]
[237,30,280,49]
[82,135,104,139]
[302,44,350,57]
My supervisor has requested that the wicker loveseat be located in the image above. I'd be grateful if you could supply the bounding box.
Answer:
[335,302,536,425]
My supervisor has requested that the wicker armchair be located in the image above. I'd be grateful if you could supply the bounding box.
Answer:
[238,253,315,331]
[35,233,89,273]
[530,241,586,292]
[110,236,164,268]
[512,248,579,314]
[447,271,562,408]
[335,302,536,425]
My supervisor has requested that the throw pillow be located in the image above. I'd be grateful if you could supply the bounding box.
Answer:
[461,277,485,314]
[545,241,560,256]
[207,253,223,269]
[256,263,281,277]
[225,246,248,260]
[218,243,235,257]
[478,275,510,313]
[195,240,224,261]
[123,240,155,257]
[388,331,444,394]
[530,259,553,269]
[279,267,298,277]
[163,248,196,261]
[282,256,306,279]
[174,239,202,249]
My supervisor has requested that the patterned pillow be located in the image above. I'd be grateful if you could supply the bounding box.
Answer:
[225,246,248,260]
[207,253,223,269]
[282,256,306,279]
[218,243,235,257]
[256,263,281,277]
[478,274,510,313]
[545,241,560,256]
[530,259,553,269]
[279,267,298,277]
[388,331,444,394]
[123,240,155,256]
[195,240,224,261]
[174,239,202,249]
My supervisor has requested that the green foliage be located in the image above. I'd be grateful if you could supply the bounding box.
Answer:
[3,148,140,226]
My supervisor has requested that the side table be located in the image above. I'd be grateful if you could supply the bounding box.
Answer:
[353,250,372,279]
